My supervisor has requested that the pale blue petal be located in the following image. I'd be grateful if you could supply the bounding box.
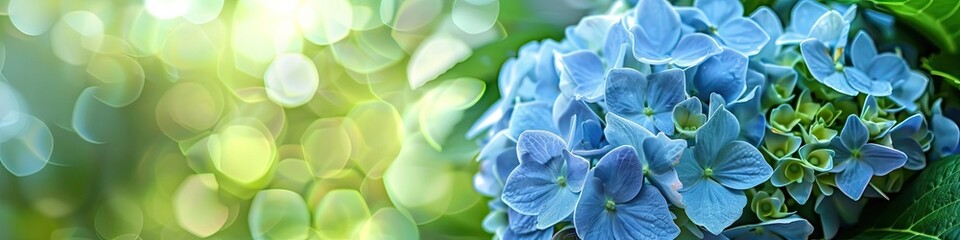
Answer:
[594,146,645,202]
[553,95,601,143]
[508,208,539,234]
[866,54,909,82]
[482,210,506,233]
[786,171,815,205]
[808,11,847,48]
[895,138,926,170]
[789,0,830,35]
[722,217,814,240]
[671,33,723,67]
[933,100,960,156]
[564,151,590,192]
[823,72,859,96]
[604,21,631,67]
[495,148,520,184]
[650,170,685,207]
[695,107,740,165]
[517,130,566,164]
[605,68,648,118]
[889,71,928,112]
[644,133,687,171]
[509,102,559,139]
[648,69,687,114]
[653,113,676,136]
[557,50,606,102]
[835,160,873,200]
[475,160,500,196]
[677,7,712,31]
[604,112,655,153]
[849,31,877,70]
[693,49,748,103]
[468,99,508,139]
[799,39,838,82]
[677,149,705,185]
[535,187,580,229]
[501,160,561,214]
[535,41,562,102]
[574,177,614,239]
[846,67,892,96]
[750,7,783,61]
[502,224,552,240]
[711,141,772,190]
[727,87,765,146]
[573,15,619,52]
[634,0,682,51]
[718,18,770,56]
[860,144,906,175]
[681,179,746,234]
[613,184,681,239]
[630,26,673,64]
[776,32,809,46]
[839,115,869,151]
[695,0,743,26]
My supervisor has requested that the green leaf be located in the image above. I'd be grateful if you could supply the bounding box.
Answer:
[870,0,960,53]
[850,155,960,239]
[923,53,960,89]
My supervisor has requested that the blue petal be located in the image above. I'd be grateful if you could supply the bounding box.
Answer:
[516,130,566,164]
[727,87,765,146]
[604,112,655,154]
[824,72,859,96]
[849,31,877,70]
[501,160,563,215]
[604,68,648,120]
[475,160,501,197]
[835,160,873,200]
[786,171,815,205]
[677,149,705,186]
[789,0,830,36]
[889,71,928,112]
[501,223,552,240]
[573,177,615,239]
[671,33,723,67]
[860,144,906,175]
[604,21,631,67]
[711,141,772,190]
[613,184,681,239]
[693,49,748,103]
[722,217,814,240]
[573,16,619,52]
[557,51,606,102]
[750,7,783,61]
[508,208,539,234]
[808,11,847,48]
[633,0,682,53]
[695,0,743,26]
[495,148,520,184]
[553,95,601,143]
[643,133,687,171]
[895,137,926,170]
[535,41,562,102]
[594,146,645,202]
[509,102,558,139]
[681,179,746,234]
[799,39,838,82]
[483,209,507,233]
[695,106,740,166]
[563,150,591,192]
[677,7,712,31]
[468,99,507,138]
[535,185,580,229]
[866,54,909,82]
[845,67,892,96]
[839,115,869,151]
[647,69,687,134]
[717,18,770,56]
[630,26,672,64]
[933,100,960,156]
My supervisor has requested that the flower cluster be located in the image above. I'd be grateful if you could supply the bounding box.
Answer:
[470,0,944,239]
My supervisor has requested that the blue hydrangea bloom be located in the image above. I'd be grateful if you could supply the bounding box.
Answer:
[553,95,606,153]
[676,0,770,56]
[605,68,687,135]
[718,217,815,239]
[678,104,772,234]
[557,50,607,102]
[932,99,960,158]
[887,114,931,170]
[501,130,590,229]
[629,0,723,67]
[502,209,552,240]
[829,115,907,200]
[815,193,865,239]
[692,49,749,103]
[849,31,928,112]
[605,112,686,206]
[573,146,680,239]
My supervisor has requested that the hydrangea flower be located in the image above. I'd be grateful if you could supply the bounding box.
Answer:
[629,0,722,67]
[605,113,686,206]
[605,68,686,134]
[573,146,679,239]
[501,130,590,229]
[932,99,960,159]
[778,0,856,46]
[677,0,770,55]
[829,115,907,200]
[677,103,772,234]
[848,31,928,111]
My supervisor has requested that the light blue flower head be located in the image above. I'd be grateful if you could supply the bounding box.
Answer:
[677,100,772,234]
[573,146,680,239]
[692,48,749,103]
[886,114,931,170]
[605,68,687,135]
[501,130,590,229]
[828,115,907,200]
[676,0,770,56]
[848,31,928,111]
[629,0,722,67]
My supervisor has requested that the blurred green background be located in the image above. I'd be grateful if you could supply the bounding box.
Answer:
[0,0,611,239]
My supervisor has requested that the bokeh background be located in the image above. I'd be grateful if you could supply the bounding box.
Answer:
[0,0,614,239]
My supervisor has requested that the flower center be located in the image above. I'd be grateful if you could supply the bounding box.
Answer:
[809,157,820,165]
[788,164,801,174]
[760,202,772,212]
[557,176,567,187]
[644,106,655,117]
[605,199,617,212]
[709,25,718,34]
[776,150,785,157]
[834,62,844,72]
[704,168,714,178]
[852,149,862,159]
